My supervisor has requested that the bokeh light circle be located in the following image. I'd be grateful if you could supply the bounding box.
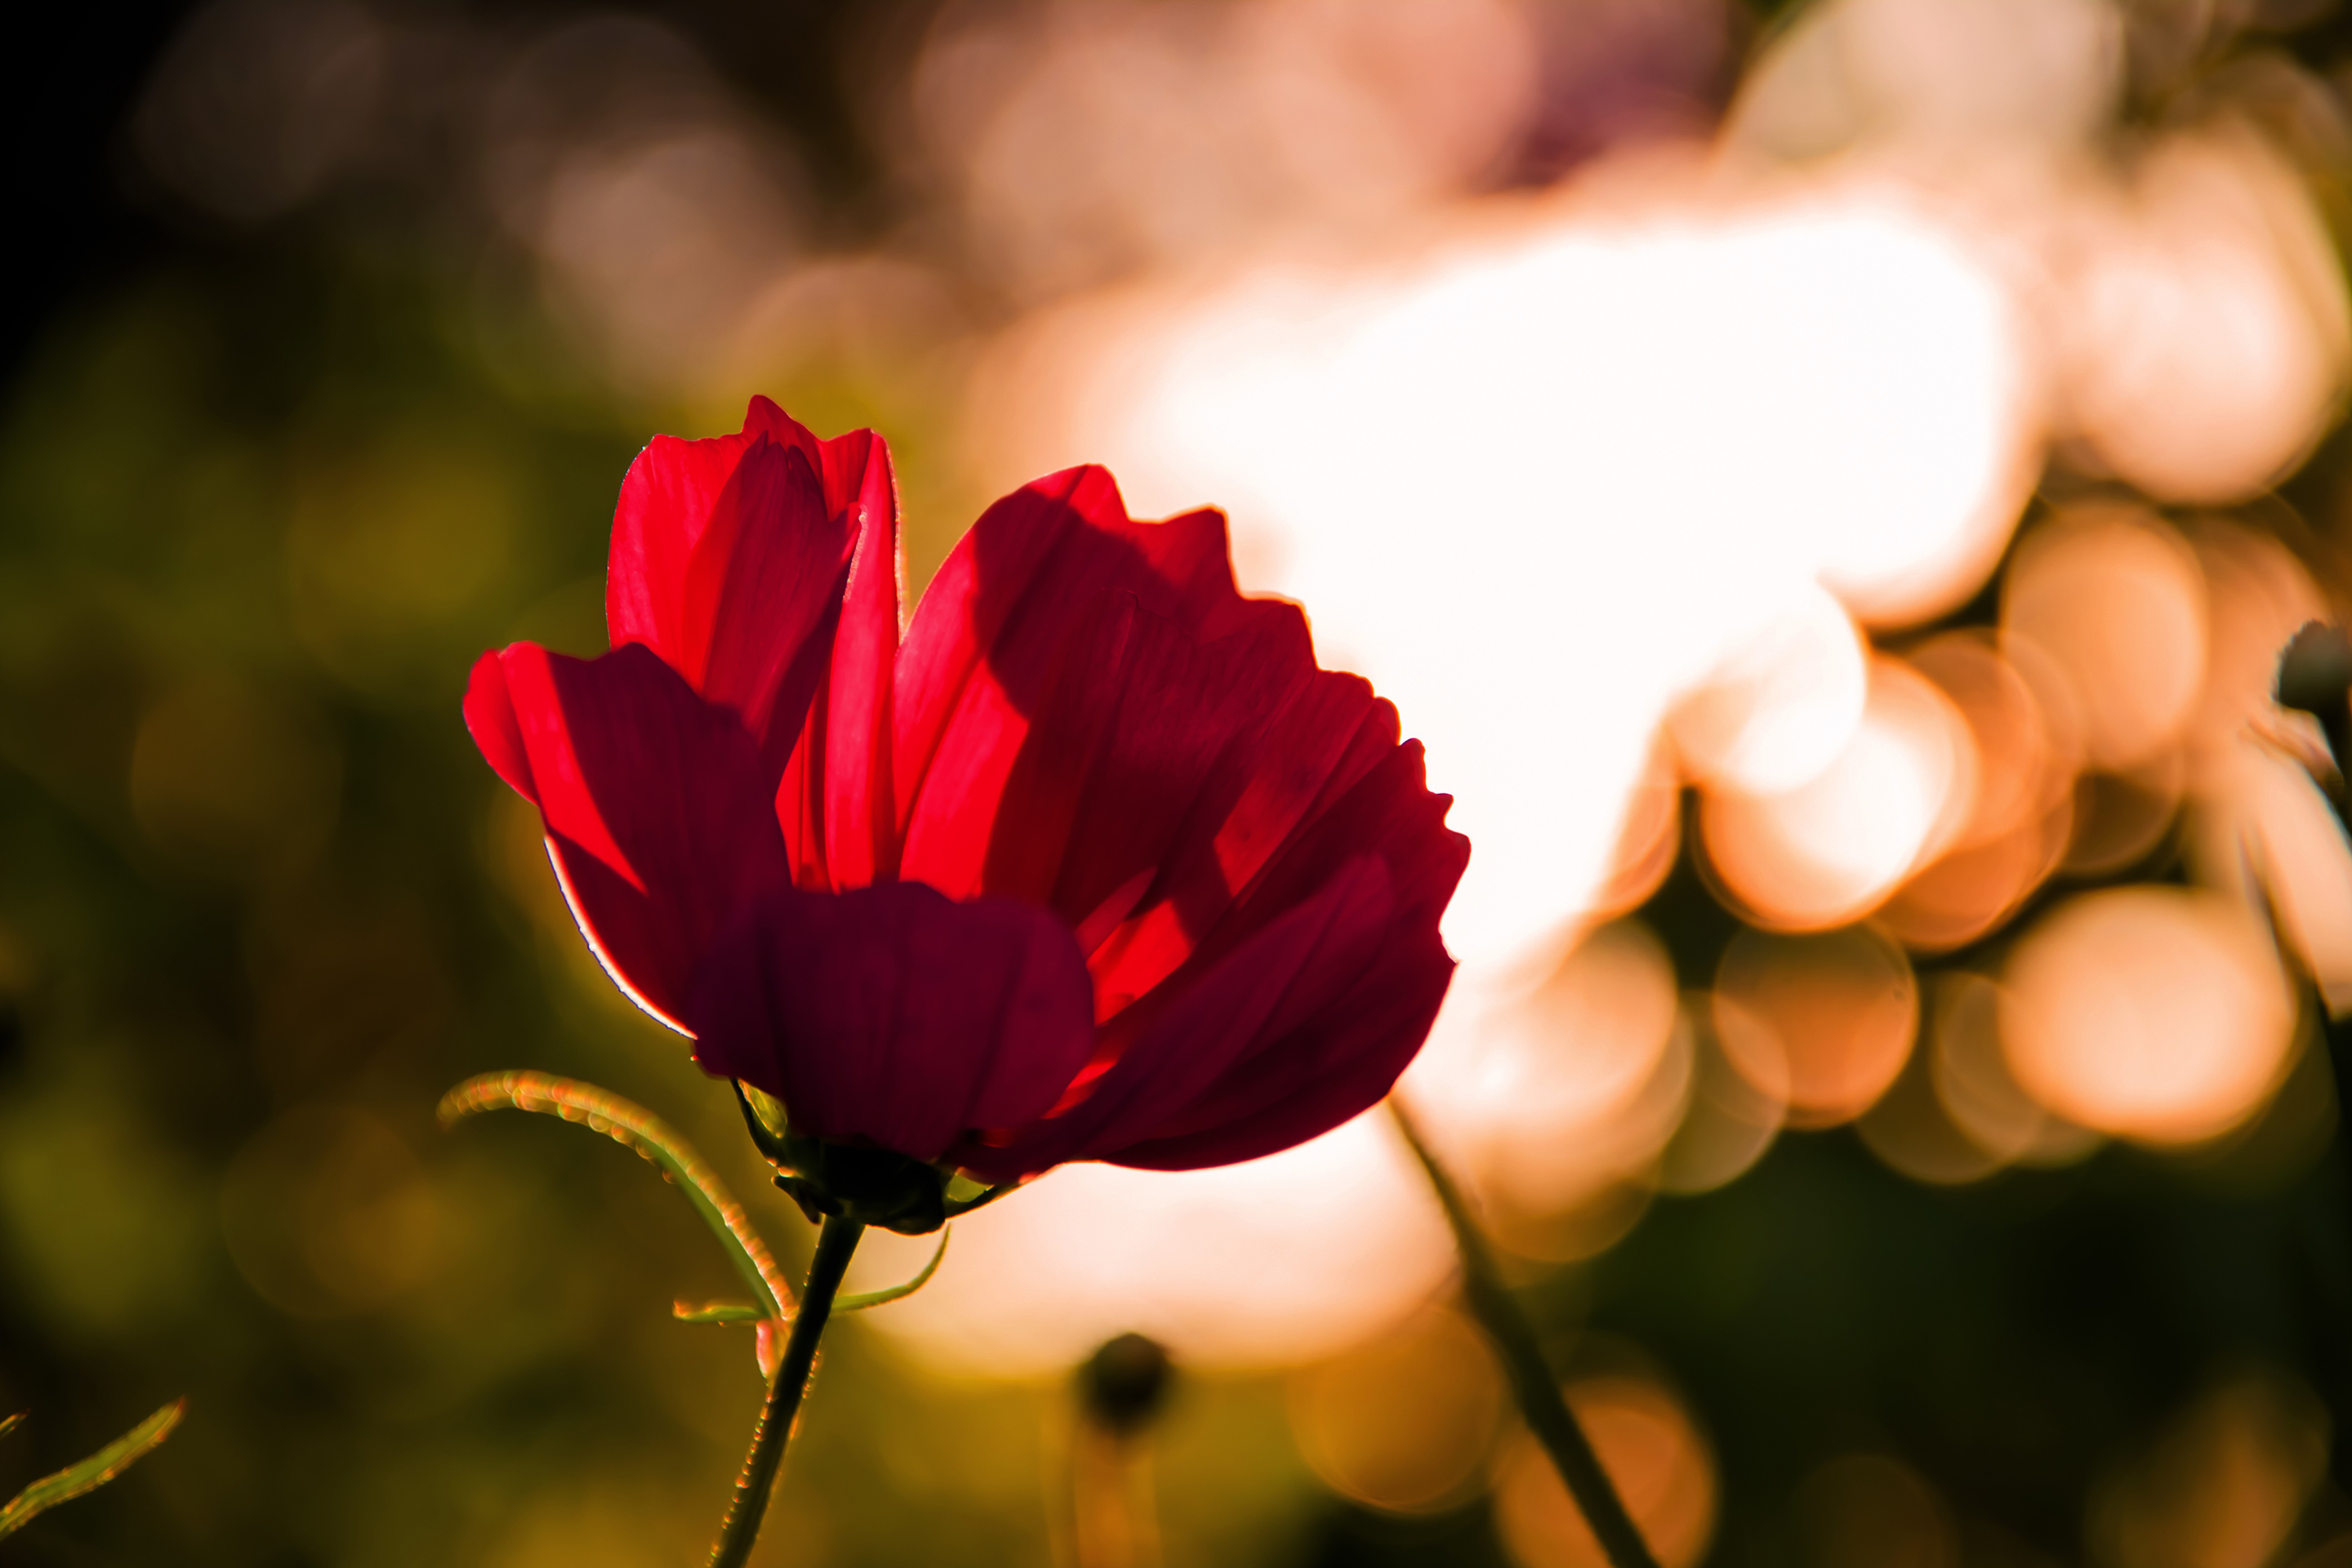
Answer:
[1493,1374,1717,1568]
[2001,887,2296,1145]
[1714,925,1919,1128]
[2002,503,2207,772]
[1700,658,1973,931]
[1288,1308,1508,1515]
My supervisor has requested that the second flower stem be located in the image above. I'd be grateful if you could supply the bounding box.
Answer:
[1390,1101,1662,1568]
[708,1214,865,1568]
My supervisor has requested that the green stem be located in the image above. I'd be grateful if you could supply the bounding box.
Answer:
[442,1072,794,1319]
[707,1214,865,1568]
[1389,1101,1661,1568]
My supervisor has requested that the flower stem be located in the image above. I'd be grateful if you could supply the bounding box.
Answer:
[707,1214,865,1568]
[1068,1417,1160,1568]
[1389,1101,1661,1568]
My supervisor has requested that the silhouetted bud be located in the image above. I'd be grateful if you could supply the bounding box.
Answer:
[2278,622,2352,801]
[2278,622,2352,720]
[1078,1332,1174,1438]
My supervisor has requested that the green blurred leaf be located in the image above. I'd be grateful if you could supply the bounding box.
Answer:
[838,1228,949,1312]
[0,1399,184,1540]
[0,1414,20,1444]
[439,1070,793,1321]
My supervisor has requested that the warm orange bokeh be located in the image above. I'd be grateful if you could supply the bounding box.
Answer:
[1713,926,1918,1129]
[1878,633,2074,951]
[1658,990,1788,1195]
[2005,505,2209,774]
[1700,659,1973,931]
[1492,1374,1717,1568]
[2002,888,2298,1146]
[2090,1370,2330,1568]
[1288,1308,1508,1515]
[1454,922,1686,1246]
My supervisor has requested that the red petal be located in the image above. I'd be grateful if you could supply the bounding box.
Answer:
[823,430,902,885]
[1004,597,1308,909]
[893,469,1334,924]
[463,642,790,1031]
[1103,918,1454,1170]
[952,739,1467,1179]
[688,442,853,766]
[608,397,843,653]
[466,649,534,800]
[891,468,1254,858]
[1205,739,1465,962]
[687,882,1096,1163]
[949,855,1400,1181]
[608,398,888,768]
[891,668,1030,899]
[772,428,902,890]
[1109,742,1467,1165]
[892,466,1430,1014]
[1072,643,1392,1017]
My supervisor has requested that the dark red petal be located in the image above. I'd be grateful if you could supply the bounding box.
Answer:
[1101,745,1463,1160]
[741,394,811,450]
[608,429,759,659]
[743,397,898,542]
[818,463,901,886]
[772,429,902,891]
[463,641,790,1031]
[891,468,1255,854]
[687,882,1096,1163]
[1022,598,1314,909]
[682,441,852,765]
[894,467,1350,940]
[465,649,534,800]
[1074,649,1392,1018]
[1102,742,1468,1164]
[608,397,833,655]
[608,399,863,768]
[1188,739,1465,980]
[892,459,1459,994]
[1101,920,1454,1170]
[952,739,1468,1180]
[947,855,1401,1182]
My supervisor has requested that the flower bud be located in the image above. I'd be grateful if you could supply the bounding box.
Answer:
[735,1083,953,1234]
[2278,621,2352,810]
[2277,621,2352,725]
[1078,1333,1174,1439]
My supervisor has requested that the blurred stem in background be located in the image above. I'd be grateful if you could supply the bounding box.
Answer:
[1062,1333,1174,1568]
[709,1214,864,1568]
[1391,1099,1663,1568]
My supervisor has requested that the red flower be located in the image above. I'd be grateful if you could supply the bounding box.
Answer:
[466,398,1468,1207]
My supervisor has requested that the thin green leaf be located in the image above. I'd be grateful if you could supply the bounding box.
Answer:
[674,1300,768,1325]
[0,1414,21,1445]
[677,1228,948,1322]
[440,1071,793,1319]
[837,1227,949,1312]
[0,1399,185,1541]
